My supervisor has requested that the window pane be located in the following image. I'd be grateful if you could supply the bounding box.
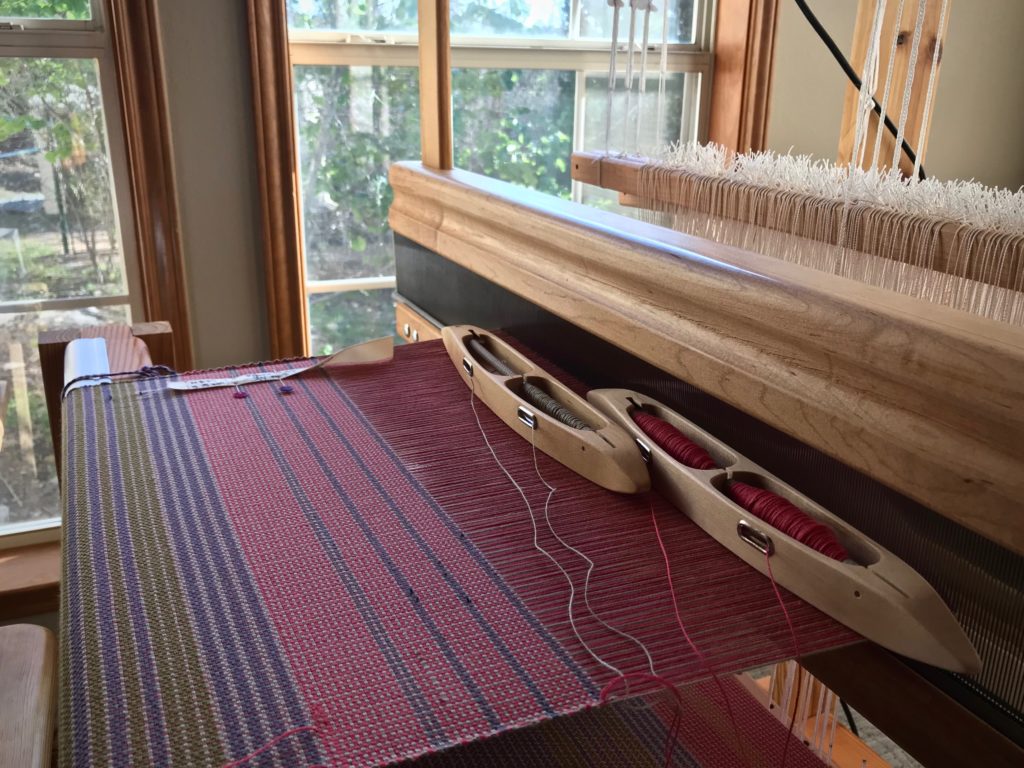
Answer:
[0,0,91,21]
[579,0,696,43]
[583,71,691,156]
[451,1,568,37]
[0,304,129,532]
[581,71,694,213]
[287,0,417,34]
[0,57,127,303]
[308,289,395,354]
[453,68,574,198]
[294,65,419,282]
[286,1,696,40]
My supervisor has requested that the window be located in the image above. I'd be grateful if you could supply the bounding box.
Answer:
[287,1,712,354]
[0,1,141,541]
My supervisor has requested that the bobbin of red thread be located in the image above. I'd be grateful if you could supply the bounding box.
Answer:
[631,409,719,470]
[728,481,849,561]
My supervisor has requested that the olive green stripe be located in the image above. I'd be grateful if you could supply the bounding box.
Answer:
[113,384,226,766]
[74,389,110,766]
[93,387,148,761]
[58,394,87,768]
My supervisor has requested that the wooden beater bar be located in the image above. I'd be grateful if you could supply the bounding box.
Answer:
[389,162,1024,555]
[570,150,1024,292]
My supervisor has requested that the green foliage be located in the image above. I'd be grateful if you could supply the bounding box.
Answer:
[0,0,91,20]
[0,56,120,289]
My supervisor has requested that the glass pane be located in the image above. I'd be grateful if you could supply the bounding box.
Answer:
[581,71,693,215]
[583,70,691,158]
[451,1,568,37]
[287,0,417,33]
[0,304,129,532]
[0,0,91,21]
[286,1,696,40]
[294,65,419,282]
[308,289,395,354]
[579,1,696,43]
[0,57,127,303]
[453,68,574,198]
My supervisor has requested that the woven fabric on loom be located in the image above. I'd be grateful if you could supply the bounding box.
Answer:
[59,340,853,767]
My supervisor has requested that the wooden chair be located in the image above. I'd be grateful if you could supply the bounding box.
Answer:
[0,624,56,768]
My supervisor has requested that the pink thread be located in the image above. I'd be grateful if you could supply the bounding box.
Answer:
[600,672,685,767]
[221,705,334,768]
[650,502,750,766]
[765,552,803,768]
[632,410,718,470]
[729,482,849,561]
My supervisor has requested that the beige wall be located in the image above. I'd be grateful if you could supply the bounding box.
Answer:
[155,0,269,368]
[767,0,1024,190]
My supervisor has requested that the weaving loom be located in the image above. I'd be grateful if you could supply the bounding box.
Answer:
[378,1,1024,764]
[60,339,857,767]
[54,1,1024,765]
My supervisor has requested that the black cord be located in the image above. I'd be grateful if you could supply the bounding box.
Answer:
[793,0,927,181]
[840,698,860,737]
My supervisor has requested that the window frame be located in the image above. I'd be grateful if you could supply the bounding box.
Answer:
[0,0,188,548]
[287,2,715,348]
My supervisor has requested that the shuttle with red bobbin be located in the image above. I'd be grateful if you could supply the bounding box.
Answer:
[588,388,981,676]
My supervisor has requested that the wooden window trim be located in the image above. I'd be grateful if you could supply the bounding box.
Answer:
[105,0,194,368]
[708,0,780,153]
[247,0,308,359]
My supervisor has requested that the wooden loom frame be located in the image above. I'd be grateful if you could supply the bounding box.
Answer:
[395,5,1024,764]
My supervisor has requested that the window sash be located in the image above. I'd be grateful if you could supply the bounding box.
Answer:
[0,0,104,39]
[289,4,713,318]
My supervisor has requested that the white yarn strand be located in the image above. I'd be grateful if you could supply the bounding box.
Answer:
[634,1,654,152]
[891,0,928,169]
[623,1,639,152]
[851,0,887,170]
[654,0,669,148]
[914,0,949,179]
[529,431,657,677]
[871,0,906,170]
[605,0,623,153]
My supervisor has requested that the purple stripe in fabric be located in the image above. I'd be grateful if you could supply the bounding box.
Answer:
[139,380,321,765]
[100,389,172,765]
[81,390,131,763]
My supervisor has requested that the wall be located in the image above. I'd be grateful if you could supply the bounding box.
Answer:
[155,0,270,368]
[767,0,1024,190]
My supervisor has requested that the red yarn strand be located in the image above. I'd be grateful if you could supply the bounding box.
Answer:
[728,482,849,562]
[632,410,719,470]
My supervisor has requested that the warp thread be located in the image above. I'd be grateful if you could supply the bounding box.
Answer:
[650,501,749,766]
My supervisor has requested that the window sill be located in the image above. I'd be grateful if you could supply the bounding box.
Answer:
[0,542,60,622]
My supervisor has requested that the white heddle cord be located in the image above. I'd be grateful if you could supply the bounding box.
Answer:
[851,0,887,168]
[914,0,948,179]
[871,0,905,170]
[529,430,657,677]
[623,1,639,153]
[469,380,622,678]
[654,0,669,149]
[634,1,654,152]
[891,0,928,169]
[605,0,623,153]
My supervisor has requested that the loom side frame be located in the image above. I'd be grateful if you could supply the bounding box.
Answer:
[388,161,1024,556]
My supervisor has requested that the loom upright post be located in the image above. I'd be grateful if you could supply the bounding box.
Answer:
[418,0,453,170]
